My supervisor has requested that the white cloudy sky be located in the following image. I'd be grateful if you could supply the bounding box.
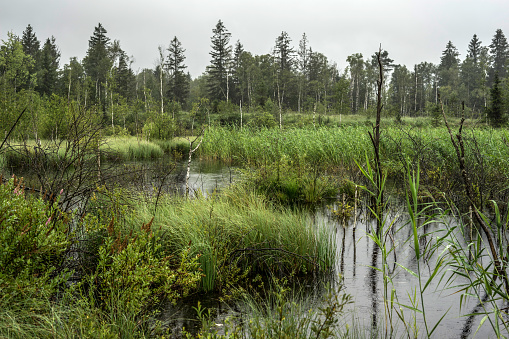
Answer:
[1,0,508,78]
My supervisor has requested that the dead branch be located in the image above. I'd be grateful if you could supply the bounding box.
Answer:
[440,97,508,289]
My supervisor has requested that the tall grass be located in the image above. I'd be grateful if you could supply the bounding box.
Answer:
[0,137,175,168]
[129,185,337,292]
[200,126,372,170]
[101,137,164,161]
[201,125,509,173]
[200,125,509,205]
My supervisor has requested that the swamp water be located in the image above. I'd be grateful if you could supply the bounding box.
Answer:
[156,160,506,338]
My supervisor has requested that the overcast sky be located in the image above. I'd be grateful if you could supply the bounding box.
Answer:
[1,0,508,79]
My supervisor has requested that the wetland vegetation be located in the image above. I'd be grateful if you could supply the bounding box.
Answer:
[2,22,509,338]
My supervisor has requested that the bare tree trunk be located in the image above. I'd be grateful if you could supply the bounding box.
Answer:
[158,46,165,115]
[355,76,360,113]
[368,46,384,235]
[414,65,418,112]
[111,91,114,129]
[240,100,243,130]
[277,82,283,129]
[350,76,355,112]
[143,72,149,112]
[247,77,252,107]
[185,129,205,199]
[67,68,72,102]
[226,71,229,103]
[160,69,164,115]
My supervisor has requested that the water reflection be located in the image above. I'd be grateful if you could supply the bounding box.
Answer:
[319,201,505,338]
[370,245,379,331]
[117,158,237,197]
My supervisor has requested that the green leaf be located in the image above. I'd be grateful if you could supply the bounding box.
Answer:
[395,262,417,278]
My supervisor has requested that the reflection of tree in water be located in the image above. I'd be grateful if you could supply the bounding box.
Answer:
[460,292,490,339]
[370,245,379,331]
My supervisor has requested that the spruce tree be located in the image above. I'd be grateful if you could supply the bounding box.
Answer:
[115,50,135,100]
[83,23,112,108]
[166,36,189,105]
[273,31,294,125]
[467,34,482,64]
[488,73,505,127]
[297,33,310,112]
[230,40,244,104]
[274,31,293,75]
[21,24,40,89]
[21,24,40,57]
[438,41,460,86]
[38,36,60,96]
[207,20,232,102]
[488,29,509,85]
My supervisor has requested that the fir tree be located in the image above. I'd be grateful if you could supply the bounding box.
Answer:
[21,24,40,89]
[438,41,460,88]
[83,23,112,108]
[230,40,244,103]
[166,36,189,105]
[467,34,482,64]
[488,73,505,127]
[38,36,60,96]
[21,25,40,60]
[488,29,509,85]
[115,50,135,100]
[207,20,232,102]
[273,31,294,126]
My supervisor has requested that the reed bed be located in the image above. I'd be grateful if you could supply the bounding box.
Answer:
[201,125,509,170]
[200,125,509,204]
[1,137,168,168]
[200,126,372,169]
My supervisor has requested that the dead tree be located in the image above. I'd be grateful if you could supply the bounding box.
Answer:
[185,128,205,199]
[440,98,508,291]
[368,45,385,235]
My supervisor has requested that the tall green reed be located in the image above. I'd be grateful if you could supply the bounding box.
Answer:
[441,197,509,337]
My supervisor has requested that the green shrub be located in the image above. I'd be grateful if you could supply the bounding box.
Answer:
[0,176,70,302]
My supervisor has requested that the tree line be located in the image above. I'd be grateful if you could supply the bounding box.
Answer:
[1,21,508,141]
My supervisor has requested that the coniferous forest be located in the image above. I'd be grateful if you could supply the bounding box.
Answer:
[1,21,508,139]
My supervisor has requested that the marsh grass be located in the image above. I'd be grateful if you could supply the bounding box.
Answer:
[0,292,165,339]
[153,137,191,156]
[190,275,353,339]
[101,137,164,161]
[199,125,509,207]
[129,185,337,293]
[0,136,187,168]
